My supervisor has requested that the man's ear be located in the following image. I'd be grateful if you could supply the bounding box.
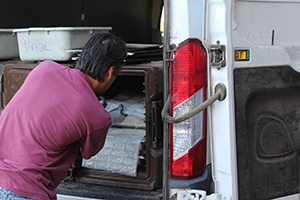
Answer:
[106,66,116,79]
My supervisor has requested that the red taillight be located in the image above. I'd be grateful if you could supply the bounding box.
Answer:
[170,38,207,179]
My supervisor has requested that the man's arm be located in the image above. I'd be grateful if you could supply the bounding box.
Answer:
[80,133,107,157]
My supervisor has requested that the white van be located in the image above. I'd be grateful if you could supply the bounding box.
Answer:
[1,0,300,199]
[161,0,300,199]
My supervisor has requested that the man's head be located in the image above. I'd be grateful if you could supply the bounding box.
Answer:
[75,32,127,95]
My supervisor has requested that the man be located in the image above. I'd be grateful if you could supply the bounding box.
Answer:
[0,33,127,199]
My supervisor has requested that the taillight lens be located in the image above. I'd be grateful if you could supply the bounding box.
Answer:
[170,38,207,179]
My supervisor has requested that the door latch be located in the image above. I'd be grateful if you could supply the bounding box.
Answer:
[210,41,226,68]
[177,189,231,200]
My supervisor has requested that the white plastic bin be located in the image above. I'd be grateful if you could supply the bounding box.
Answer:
[13,27,112,61]
[0,29,19,60]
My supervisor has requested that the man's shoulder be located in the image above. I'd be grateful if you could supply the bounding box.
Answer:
[32,60,69,77]
[38,60,63,69]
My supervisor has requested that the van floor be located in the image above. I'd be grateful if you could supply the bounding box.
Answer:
[56,181,163,200]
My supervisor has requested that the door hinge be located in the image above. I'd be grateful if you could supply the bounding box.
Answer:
[165,44,177,62]
[177,190,231,200]
[151,100,163,148]
[209,41,226,68]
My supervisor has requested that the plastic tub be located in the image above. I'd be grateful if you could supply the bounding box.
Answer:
[0,29,19,60]
[13,27,112,61]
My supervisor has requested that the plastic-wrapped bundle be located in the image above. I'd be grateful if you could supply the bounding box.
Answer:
[82,128,145,177]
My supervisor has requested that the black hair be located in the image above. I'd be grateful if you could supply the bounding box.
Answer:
[75,32,127,82]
